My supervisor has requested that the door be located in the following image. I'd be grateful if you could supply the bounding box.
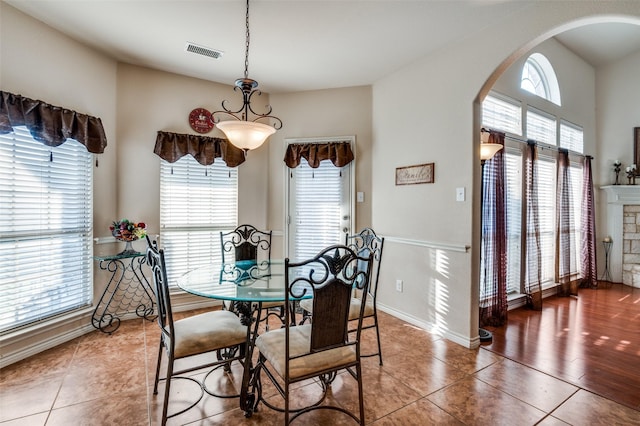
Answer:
[286,137,354,262]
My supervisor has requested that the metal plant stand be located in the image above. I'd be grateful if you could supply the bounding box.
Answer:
[92,252,155,333]
[599,240,613,288]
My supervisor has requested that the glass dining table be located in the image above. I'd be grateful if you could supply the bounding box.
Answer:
[176,259,308,417]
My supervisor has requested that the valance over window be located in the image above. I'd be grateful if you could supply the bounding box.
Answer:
[153,131,245,167]
[284,141,354,168]
[0,91,107,153]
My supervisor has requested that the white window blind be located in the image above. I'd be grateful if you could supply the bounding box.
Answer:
[0,126,93,333]
[526,108,556,145]
[535,154,556,285]
[482,94,522,136]
[568,161,583,277]
[160,156,237,285]
[291,159,343,262]
[504,149,522,294]
[560,120,584,153]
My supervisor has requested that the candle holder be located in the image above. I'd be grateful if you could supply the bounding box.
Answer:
[613,161,621,185]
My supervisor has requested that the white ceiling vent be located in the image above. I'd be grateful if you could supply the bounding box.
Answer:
[185,42,224,59]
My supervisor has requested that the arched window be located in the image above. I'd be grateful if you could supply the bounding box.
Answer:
[521,53,561,106]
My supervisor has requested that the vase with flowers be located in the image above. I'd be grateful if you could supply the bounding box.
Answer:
[110,219,147,254]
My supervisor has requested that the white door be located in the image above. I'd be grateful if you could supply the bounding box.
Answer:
[286,138,354,262]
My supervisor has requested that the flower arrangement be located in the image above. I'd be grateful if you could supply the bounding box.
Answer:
[110,219,146,242]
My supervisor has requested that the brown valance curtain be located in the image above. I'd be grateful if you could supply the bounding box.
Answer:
[0,91,107,153]
[284,141,354,168]
[153,131,245,168]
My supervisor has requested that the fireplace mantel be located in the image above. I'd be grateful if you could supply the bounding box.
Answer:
[601,185,640,287]
[601,185,640,204]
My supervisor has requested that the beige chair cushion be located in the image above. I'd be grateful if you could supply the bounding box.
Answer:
[300,297,374,321]
[255,324,356,381]
[171,310,247,359]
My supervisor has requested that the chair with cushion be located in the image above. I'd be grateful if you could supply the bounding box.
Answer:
[251,244,374,425]
[220,224,284,329]
[300,228,385,365]
[146,236,249,426]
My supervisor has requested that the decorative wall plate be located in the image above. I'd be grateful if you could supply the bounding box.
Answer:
[188,107,214,133]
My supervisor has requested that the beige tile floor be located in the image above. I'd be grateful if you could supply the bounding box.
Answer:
[1,310,639,425]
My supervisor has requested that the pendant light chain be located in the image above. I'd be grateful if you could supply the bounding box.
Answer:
[244,0,250,80]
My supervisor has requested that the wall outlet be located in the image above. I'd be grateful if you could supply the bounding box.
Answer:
[395,279,403,292]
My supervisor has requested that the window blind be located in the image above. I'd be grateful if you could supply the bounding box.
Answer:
[504,149,522,294]
[160,156,237,285]
[560,120,584,153]
[535,154,556,285]
[526,108,556,145]
[568,161,583,277]
[0,126,93,333]
[291,159,343,262]
[482,94,522,136]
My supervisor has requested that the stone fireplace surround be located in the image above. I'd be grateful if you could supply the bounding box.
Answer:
[601,185,640,287]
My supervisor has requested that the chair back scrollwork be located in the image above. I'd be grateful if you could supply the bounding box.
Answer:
[220,224,272,263]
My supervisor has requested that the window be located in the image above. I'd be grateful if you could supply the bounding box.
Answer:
[287,158,351,262]
[160,156,237,285]
[534,154,557,285]
[0,126,93,333]
[521,53,561,105]
[482,94,522,136]
[560,120,584,153]
[526,108,556,145]
[504,148,522,294]
[482,89,584,294]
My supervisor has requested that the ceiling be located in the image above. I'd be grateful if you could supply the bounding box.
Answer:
[5,1,640,93]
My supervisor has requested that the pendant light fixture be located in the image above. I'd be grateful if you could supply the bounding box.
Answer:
[212,0,282,152]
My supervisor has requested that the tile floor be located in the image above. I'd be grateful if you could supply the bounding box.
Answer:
[1,310,639,425]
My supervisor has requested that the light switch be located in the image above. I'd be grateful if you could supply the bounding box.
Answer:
[357,191,364,203]
[456,187,465,202]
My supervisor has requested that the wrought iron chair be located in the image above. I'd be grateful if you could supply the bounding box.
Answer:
[300,228,385,365]
[145,236,249,426]
[220,224,285,329]
[251,245,374,425]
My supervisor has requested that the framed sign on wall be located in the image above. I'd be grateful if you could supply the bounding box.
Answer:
[395,163,434,185]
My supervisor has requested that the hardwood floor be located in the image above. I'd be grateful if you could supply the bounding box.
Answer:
[483,283,640,411]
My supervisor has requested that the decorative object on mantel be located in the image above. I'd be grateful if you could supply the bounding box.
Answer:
[211,0,282,153]
[110,219,147,254]
[395,163,434,185]
[613,160,621,185]
[626,164,637,185]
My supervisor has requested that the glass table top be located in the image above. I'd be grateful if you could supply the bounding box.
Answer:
[176,260,308,302]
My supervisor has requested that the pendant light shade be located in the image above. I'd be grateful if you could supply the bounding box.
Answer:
[480,143,503,162]
[217,120,276,151]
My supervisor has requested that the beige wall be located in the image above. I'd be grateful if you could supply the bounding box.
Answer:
[595,49,640,272]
